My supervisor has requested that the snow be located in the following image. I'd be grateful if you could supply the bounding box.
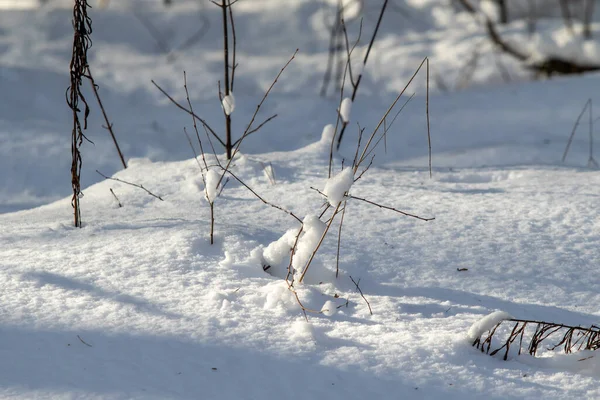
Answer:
[340,97,352,124]
[3,0,600,399]
[222,93,235,116]
[204,169,221,203]
[323,167,354,206]
[467,311,513,343]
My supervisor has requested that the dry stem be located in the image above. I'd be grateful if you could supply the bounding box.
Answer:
[96,170,164,201]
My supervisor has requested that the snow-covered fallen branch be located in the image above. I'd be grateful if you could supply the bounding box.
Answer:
[470,312,600,361]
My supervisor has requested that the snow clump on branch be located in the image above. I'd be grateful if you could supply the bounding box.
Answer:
[323,167,354,206]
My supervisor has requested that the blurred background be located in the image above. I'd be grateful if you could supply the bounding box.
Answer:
[1,0,599,212]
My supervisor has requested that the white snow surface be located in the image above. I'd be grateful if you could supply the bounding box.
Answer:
[3,0,600,399]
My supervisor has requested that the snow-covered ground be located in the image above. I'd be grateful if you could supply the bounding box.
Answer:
[2,0,600,398]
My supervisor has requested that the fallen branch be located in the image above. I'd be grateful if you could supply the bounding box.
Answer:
[473,318,600,361]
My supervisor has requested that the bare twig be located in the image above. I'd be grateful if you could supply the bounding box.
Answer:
[213,0,233,159]
[151,80,226,148]
[221,168,302,223]
[329,18,363,178]
[77,335,93,347]
[355,58,428,170]
[96,170,164,201]
[335,201,347,278]
[320,2,344,97]
[110,188,122,207]
[68,0,93,228]
[349,275,372,315]
[184,72,210,171]
[231,114,278,147]
[298,202,342,283]
[348,195,434,221]
[426,57,432,178]
[87,67,127,169]
[336,0,389,148]
[217,49,298,188]
[563,99,591,163]
[473,318,600,361]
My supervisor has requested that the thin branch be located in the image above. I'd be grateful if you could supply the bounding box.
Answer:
[348,195,434,221]
[359,93,416,164]
[77,335,93,347]
[335,201,347,278]
[320,3,343,97]
[221,168,302,224]
[151,80,226,148]
[231,114,278,147]
[298,202,343,283]
[426,57,432,178]
[228,0,238,89]
[87,67,127,169]
[184,71,209,171]
[563,99,591,162]
[336,0,389,148]
[96,170,164,201]
[217,49,298,187]
[349,275,372,315]
[110,188,122,207]
[356,58,427,170]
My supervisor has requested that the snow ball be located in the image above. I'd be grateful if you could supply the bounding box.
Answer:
[467,311,513,343]
[204,169,221,203]
[339,97,352,123]
[341,0,363,21]
[221,93,235,116]
[323,167,354,206]
[321,300,337,317]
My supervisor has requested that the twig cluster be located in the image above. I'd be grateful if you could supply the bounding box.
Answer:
[66,0,126,227]
[473,318,600,361]
[67,0,93,228]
